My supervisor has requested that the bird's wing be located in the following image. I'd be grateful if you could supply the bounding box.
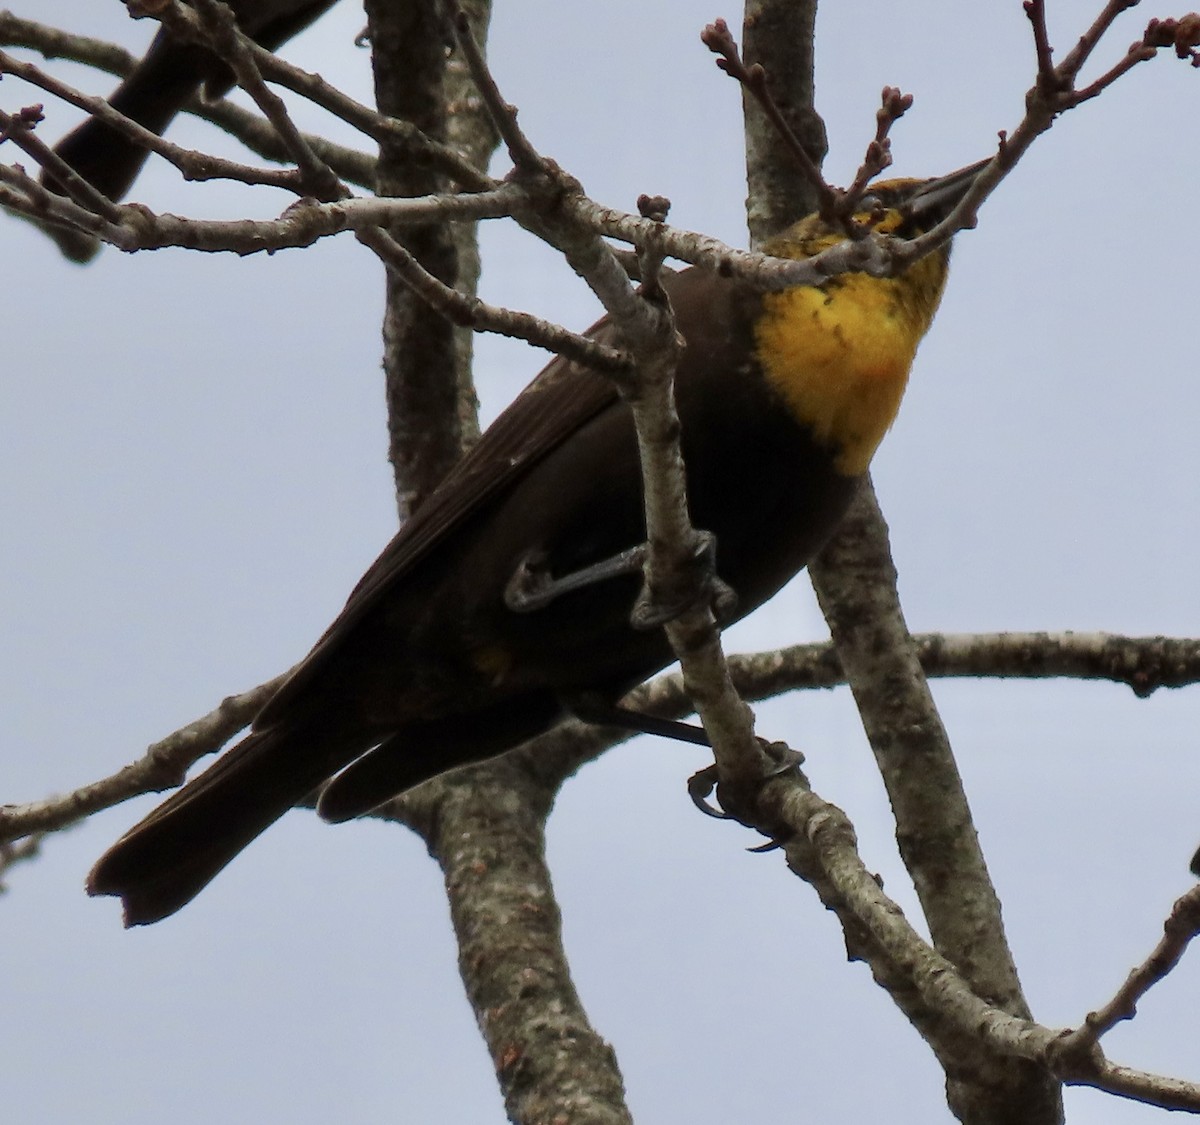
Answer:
[254,329,622,725]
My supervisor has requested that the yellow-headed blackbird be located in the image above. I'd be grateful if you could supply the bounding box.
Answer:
[87,163,983,925]
[41,0,336,261]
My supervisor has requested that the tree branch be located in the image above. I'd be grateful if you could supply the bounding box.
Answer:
[0,11,376,188]
[360,3,633,1119]
[765,771,1200,1113]
[0,48,322,192]
[364,0,487,517]
[1054,885,1200,1054]
[0,675,286,840]
[357,224,631,371]
[809,482,1058,1121]
[0,161,524,252]
[147,1,492,190]
[373,760,635,1125]
[5,628,1194,846]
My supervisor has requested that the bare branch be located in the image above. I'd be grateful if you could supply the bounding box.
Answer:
[1055,0,1144,81]
[0,832,44,892]
[0,10,486,190]
[358,224,631,371]
[841,4,1200,274]
[774,771,1200,1113]
[1071,15,1200,103]
[6,1,1192,295]
[0,10,137,73]
[370,758,635,1124]
[703,20,914,229]
[1056,886,1200,1052]
[728,630,1200,701]
[1069,1060,1200,1112]
[0,14,376,186]
[808,484,1039,1031]
[701,17,835,219]
[182,0,345,201]
[841,86,913,210]
[0,675,286,842]
[0,101,120,218]
[0,163,525,253]
[6,626,1195,850]
[1023,0,1059,85]
[443,0,544,175]
[0,49,316,192]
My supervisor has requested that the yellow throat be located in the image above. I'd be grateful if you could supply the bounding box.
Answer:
[753,203,950,476]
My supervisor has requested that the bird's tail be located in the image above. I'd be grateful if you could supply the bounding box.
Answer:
[87,718,371,927]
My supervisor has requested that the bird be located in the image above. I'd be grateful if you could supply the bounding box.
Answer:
[87,162,984,925]
[39,0,338,262]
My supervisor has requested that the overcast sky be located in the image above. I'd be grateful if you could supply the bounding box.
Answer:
[3,2,1198,1122]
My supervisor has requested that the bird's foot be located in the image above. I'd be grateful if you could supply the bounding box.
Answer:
[630,529,737,630]
[687,739,804,847]
[504,545,647,613]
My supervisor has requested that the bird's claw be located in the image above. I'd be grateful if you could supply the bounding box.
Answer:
[631,530,738,630]
[686,738,805,830]
[687,764,730,818]
[759,739,804,776]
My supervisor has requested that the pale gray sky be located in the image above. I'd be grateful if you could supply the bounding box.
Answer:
[4,2,1198,1122]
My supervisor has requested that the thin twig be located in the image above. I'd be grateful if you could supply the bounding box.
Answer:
[444,0,545,175]
[701,18,835,218]
[183,0,346,201]
[1071,16,1200,102]
[0,10,485,191]
[1055,885,1200,1054]
[0,48,312,192]
[1056,0,1143,81]
[0,102,121,218]
[0,675,287,842]
[1,163,526,253]
[840,86,913,212]
[1023,0,1061,89]
[0,833,45,891]
[358,224,632,371]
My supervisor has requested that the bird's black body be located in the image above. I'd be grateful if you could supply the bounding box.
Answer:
[88,265,857,923]
[87,167,982,924]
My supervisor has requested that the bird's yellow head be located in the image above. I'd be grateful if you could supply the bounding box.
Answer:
[754,163,983,475]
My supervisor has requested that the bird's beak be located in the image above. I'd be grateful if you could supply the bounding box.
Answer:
[903,158,991,225]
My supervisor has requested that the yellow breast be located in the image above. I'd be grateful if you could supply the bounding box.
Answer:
[753,221,950,477]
